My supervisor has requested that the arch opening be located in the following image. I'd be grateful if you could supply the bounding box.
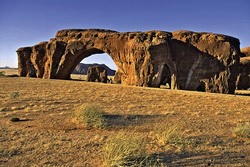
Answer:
[159,64,172,89]
[196,80,206,92]
[70,50,118,82]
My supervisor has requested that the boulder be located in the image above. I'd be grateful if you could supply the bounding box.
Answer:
[87,66,108,83]
[17,29,241,94]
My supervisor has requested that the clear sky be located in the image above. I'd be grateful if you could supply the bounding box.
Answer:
[0,0,249,70]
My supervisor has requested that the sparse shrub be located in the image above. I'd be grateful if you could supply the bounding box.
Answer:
[10,92,20,99]
[72,104,108,129]
[0,71,5,76]
[102,132,147,167]
[102,132,165,166]
[150,124,191,147]
[234,122,250,138]
[10,117,20,122]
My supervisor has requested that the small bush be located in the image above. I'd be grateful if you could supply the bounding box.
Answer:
[10,92,20,99]
[73,104,108,129]
[234,122,250,138]
[10,117,20,122]
[0,71,5,76]
[150,124,190,147]
[102,132,147,167]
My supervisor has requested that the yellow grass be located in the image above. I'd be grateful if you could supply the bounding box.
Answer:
[72,104,108,129]
[0,77,250,166]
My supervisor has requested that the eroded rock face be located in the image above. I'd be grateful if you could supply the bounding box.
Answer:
[172,31,240,93]
[17,29,241,94]
[235,47,250,90]
[113,70,122,84]
[87,66,108,83]
[237,56,250,90]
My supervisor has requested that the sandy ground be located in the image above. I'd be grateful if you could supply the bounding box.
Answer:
[0,77,250,166]
[0,68,18,75]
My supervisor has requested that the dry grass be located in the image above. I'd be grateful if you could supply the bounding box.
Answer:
[102,131,166,167]
[150,124,190,148]
[0,77,250,166]
[234,122,250,138]
[102,131,147,166]
[72,104,108,129]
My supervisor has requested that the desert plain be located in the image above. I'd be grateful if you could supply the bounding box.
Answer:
[0,68,250,166]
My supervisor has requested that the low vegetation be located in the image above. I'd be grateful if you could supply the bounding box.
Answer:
[102,125,194,166]
[103,132,164,167]
[10,117,20,122]
[0,77,250,166]
[150,124,191,147]
[0,71,5,76]
[102,132,147,167]
[10,92,20,99]
[72,104,108,129]
[234,122,250,138]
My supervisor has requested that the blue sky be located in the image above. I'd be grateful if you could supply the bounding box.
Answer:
[0,0,249,70]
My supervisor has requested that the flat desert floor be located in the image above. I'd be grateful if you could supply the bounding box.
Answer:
[0,76,250,166]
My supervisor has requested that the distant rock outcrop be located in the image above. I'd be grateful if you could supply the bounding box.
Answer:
[86,66,108,83]
[0,66,10,69]
[17,29,241,94]
[72,63,115,76]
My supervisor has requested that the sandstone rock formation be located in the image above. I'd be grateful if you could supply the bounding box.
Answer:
[86,66,108,83]
[113,70,122,84]
[236,47,250,89]
[17,29,241,94]
[241,46,250,57]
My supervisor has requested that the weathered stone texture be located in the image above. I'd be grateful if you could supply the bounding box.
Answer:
[235,47,250,90]
[17,47,36,77]
[17,29,241,94]
[172,31,240,93]
[86,66,108,83]
[237,56,250,90]
[113,70,122,84]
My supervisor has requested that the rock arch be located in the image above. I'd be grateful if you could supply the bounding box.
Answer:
[17,29,241,94]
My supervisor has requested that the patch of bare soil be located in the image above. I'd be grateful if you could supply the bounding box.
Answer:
[0,77,250,166]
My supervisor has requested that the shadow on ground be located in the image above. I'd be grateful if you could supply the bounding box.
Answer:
[159,150,247,166]
[105,114,162,127]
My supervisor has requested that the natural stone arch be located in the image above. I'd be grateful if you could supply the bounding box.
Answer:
[17,29,241,94]
[54,46,111,80]
[40,29,177,87]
